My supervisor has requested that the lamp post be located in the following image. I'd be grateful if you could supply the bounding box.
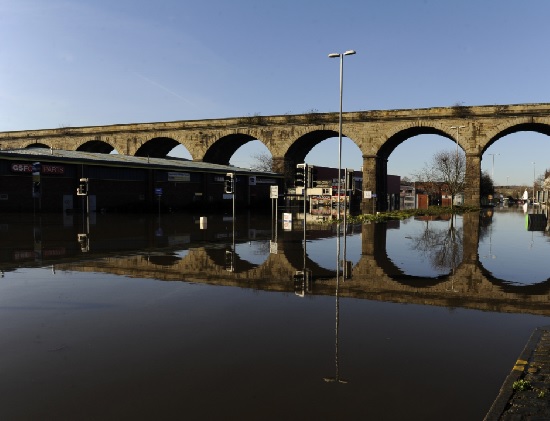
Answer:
[328,50,356,220]
[488,153,499,202]
[449,125,465,207]
[533,162,535,206]
[450,125,465,159]
[488,153,499,182]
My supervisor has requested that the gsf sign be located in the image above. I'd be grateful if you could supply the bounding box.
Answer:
[11,163,65,174]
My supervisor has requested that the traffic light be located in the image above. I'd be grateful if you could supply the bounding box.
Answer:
[224,173,234,194]
[77,178,88,196]
[295,164,307,187]
[308,165,318,188]
[345,169,354,190]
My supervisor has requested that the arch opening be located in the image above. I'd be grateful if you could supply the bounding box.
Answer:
[25,143,51,149]
[135,137,180,158]
[482,124,550,188]
[304,135,363,172]
[77,140,115,154]
[386,130,462,181]
[203,133,257,166]
[166,144,193,161]
[230,139,272,170]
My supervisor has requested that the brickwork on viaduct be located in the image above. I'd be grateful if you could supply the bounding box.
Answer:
[2,103,550,210]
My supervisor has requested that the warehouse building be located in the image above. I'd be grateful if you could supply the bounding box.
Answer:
[0,148,282,213]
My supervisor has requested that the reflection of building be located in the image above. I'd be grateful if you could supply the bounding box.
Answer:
[0,149,283,212]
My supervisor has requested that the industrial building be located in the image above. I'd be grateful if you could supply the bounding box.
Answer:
[0,148,283,213]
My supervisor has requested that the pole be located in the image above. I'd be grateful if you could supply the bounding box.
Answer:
[329,50,355,283]
[450,125,465,207]
[533,162,535,205]
[337,56,344,222]
[303,180,307,265]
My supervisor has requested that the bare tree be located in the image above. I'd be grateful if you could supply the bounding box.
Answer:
[414,150,465,209]
[435,150,465,208]
[249,152,273,172]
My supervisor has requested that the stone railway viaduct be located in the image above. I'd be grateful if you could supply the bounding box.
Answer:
[2,103,550,210]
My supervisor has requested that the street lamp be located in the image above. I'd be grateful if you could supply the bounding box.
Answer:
[328,50,356,220]
[533,161,536,203]
[450,125,466,158]
[449,125,465,206]
[488,153,499,180]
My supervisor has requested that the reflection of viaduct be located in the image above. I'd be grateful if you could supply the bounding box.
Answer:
[3,103,550,209]
[54,213,550,316]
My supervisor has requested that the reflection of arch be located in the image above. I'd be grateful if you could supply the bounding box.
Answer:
[201,235,338,277]
[202,134,257,165]
[281,239,337,278]
[77,140,115,154]
[360,213,550,293]
[204,246,260,273]
[369,222,449,287]
[477,257,550,295]
[135,137,180,158]
[148,253,182,266]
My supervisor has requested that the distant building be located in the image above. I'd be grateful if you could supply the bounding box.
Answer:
[404,181,463,209]
[289,165,400,216]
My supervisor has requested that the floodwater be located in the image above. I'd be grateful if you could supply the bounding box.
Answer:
[0,206,549,420]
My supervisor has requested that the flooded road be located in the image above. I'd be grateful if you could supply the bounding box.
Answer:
[0,207,549,420]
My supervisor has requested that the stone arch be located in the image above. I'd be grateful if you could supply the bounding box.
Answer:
[377,122,456,160]
[25,142,51,149]
[284,129,341,165]
[77,140,116,154]
[203,133,255,165]
[202,132,278,166]
[135,137,181,158]
[479,119,550,154]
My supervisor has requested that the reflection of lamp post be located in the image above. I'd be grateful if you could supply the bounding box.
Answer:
[323,274,349,385]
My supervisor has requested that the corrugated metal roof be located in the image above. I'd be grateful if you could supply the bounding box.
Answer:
[0,148,280,176]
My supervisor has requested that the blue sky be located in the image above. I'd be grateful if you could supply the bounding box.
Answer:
[1,0,550,185]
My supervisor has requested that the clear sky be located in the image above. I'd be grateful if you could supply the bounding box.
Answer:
[2,0,550,186]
